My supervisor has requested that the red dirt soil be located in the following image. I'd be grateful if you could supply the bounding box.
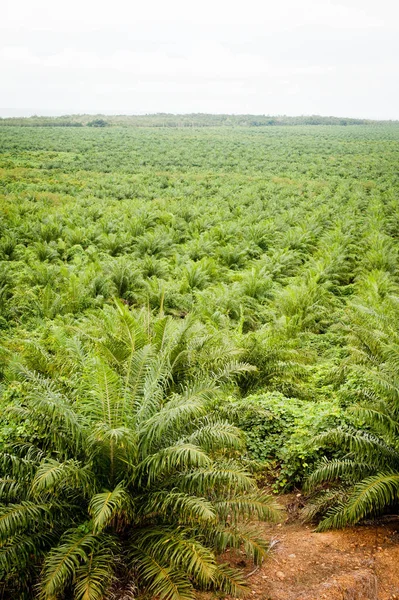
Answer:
[219,496,399,600]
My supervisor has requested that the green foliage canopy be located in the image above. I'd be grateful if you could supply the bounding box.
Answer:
[0,304,279,599]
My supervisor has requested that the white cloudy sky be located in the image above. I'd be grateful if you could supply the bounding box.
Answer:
[1,0,399,118]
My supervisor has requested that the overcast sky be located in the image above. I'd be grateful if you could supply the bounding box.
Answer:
[1,0,398,118]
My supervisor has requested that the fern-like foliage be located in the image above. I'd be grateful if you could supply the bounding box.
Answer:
[0,303,280,599]
[306,297,399,530]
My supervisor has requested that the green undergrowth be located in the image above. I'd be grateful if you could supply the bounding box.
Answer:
[220,391,347,490]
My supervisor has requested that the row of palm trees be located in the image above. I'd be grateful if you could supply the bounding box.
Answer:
[1,215,394,333]
[4,289,399,598]
[2,124,399,598]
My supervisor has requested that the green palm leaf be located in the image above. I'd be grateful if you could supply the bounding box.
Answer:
[318,472,399,530]
[214,491,281,522]
[178,461,256,495]
[131,527,217,586]
[138,490,216,523]
[31,458,93,496]
[40,530,99,599]
[131,547,194,600]
[137,444,212,486]
[0,501,49,540]
[89,484,131,533]
[73,542,116,600]
[212,563,248,596]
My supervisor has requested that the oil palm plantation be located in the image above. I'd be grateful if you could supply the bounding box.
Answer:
[306,296,399,530]
[0,303,279,599]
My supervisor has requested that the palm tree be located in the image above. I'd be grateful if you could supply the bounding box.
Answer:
[306,297,399,530]
[0,302,279,599]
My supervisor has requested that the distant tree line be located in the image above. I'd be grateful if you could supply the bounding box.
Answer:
[1,113,398,127]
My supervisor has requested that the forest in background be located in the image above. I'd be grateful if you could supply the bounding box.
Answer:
[1,113,397,128]
[1,123,399,598]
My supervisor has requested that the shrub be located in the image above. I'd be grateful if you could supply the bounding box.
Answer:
[221,391,345,489]
[87,119,109,127]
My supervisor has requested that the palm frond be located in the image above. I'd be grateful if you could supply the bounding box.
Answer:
[182,418,244,453]
[7,369,83,451]
[136,445,212,486]
[89,484,131,533]
[208,523,271,565]
[306,458,375,491]
[0,478,23,503]
[1,305,276,596]
[74,540,116,600]
[0,530,56,575]
[137,491,216,524]
[0,501,49,541]
[39,530,100,599]
[131,547,194,600]
[123,344,156,408]
[212,563,248,596]
[214,491,281,523]
[131,527,217,587]
[314,428,399,467]
[318,472,399,530]
[31,458,93,497]
[178,461,256,496]
[138,389,211,455]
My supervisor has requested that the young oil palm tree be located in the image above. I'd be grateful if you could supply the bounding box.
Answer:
[0,303,279,600]
[306,297,399,530]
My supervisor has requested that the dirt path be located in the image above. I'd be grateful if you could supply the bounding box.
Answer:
[241,512,399,600]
